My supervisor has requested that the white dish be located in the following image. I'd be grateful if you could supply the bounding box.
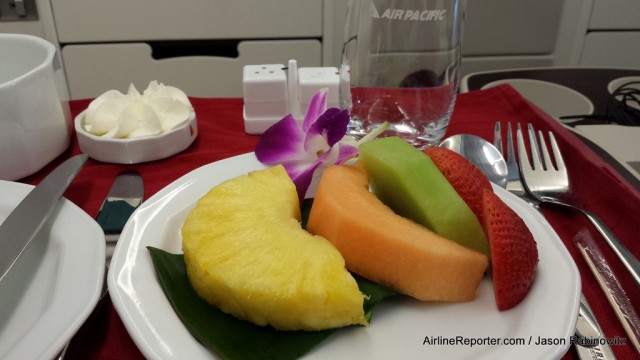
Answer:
[481,79,594,123]
[0,181,105,360]
[607,76,640,111]
[109,153,581,360]
[75,109,198,164]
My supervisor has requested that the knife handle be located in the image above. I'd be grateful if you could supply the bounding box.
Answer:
[96,200,138,234]
[574,296,617,360]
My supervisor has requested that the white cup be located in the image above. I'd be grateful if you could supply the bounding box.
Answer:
[340,0,465,149]
[1,34,72,180]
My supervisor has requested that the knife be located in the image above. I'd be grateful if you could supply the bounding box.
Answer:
[0,154,87,283]
[96,171,144,264]
[58,171,143,360]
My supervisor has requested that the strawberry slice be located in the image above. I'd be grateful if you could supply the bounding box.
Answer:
[481,188,538,310]
[424,147,492,224]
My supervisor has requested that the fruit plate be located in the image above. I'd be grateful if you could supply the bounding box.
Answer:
[109,152,581,360]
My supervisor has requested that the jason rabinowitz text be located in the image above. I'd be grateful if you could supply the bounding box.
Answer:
[423,335,627,348]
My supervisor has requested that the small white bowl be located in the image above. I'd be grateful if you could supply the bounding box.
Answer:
[75,110,198,164]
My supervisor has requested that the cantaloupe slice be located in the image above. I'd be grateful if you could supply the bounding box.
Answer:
[307,164,489,302]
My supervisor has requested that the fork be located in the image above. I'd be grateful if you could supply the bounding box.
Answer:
[516,123,640,288]
[494,122,612,359]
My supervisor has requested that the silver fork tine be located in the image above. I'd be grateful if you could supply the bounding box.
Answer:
[549,131,567,172]
[500,122,525,196]
[517,123,532,172]
[538,130,553,171]
[523,124,570,192]
[506,123,518,175]
[526,123,544,171]
[518,124,544,196]
[493,122,502,153]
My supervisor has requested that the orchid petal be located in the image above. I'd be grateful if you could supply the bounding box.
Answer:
[335,141,360,164]
[255,115,306,164]
[304,133,330,159]
[313,138,358,167]
[283,160,322,201]
[301,88,328,132]
[306,108,351,149]
[255,88,361,203]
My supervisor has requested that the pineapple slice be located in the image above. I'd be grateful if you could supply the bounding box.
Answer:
[182,165,366,331]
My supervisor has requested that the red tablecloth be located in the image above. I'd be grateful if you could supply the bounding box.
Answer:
[22,85,640,359]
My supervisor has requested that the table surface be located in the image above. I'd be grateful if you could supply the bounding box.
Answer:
[18,84,640,360]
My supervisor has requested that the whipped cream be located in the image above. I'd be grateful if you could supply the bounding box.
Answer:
[83,81,193,139]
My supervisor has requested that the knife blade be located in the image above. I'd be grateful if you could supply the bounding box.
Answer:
[0,154,88,283]
[96,171,144,264]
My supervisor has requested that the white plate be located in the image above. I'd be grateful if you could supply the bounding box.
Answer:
[109,153,581,360]
[481,79,594,123]
[0,181,105,360]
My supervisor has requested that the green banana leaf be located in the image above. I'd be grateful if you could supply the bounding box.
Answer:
[149,248,397,360]
[148,199,398,360]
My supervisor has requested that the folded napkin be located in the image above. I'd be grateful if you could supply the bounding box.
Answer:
[26,85,639,360]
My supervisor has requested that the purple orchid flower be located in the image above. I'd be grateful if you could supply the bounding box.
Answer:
[255,88,358,201]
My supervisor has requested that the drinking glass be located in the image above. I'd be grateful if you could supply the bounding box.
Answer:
[340,0,465,149]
